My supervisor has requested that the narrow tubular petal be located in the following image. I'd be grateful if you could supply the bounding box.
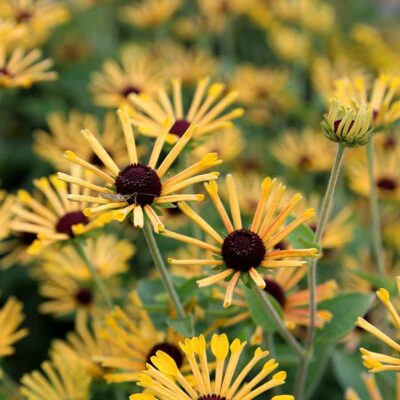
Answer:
[148,118,173,168]
[197,269,234,287]
[226,174,242,230]
[117,108,138,164]
[162,229,221,253]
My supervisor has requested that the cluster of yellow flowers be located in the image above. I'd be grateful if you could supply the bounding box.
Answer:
[1,0,400,399]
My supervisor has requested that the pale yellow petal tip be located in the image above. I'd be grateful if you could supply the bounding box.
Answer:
[376,288,389,303]
[273,371,286,381]
[209,82,225,96]
[112,211,125,222]
[27,240,42,255]
[72,224,85,235]
[205,179,219,194]
[162,117,174,128]
[195,194,205,202]
[17,189,30,203]
[272,396,295,400]
[83,208,91,217]
[64,150,77,158]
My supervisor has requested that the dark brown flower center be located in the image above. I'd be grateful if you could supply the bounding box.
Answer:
[75,288,93,306]
[383,135,397,150]
[169,119,191,138]
[0,68,10,77]
[198,396,226,400]
[297,155,312,169]
[121,85,141,98]
[376,177,397,192]
[263,279,286,307]
[56,211,89,237]
[222,229,266,272]
[16,11,32,23]
[115,163,162,206]
[146,342,183,369]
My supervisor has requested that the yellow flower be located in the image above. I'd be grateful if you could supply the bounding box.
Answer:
[129,77,244,144]
[345,373,400,400]
[33,110,131,171]
[215,266,336,333]
[0,0,69,47]
[321,98,373,147]
[0,297,28,357]
[356,279,400,373]
[10,166,110,255]
[90,47,164,108]
[334,73,400,128]
[120,0,181,29]
[0,46,57,88]
[229,64,292,125]
[20,346,91,400]
[152,41,217,86]
[271,128,336,172]
[52,314,112,379]
[164,175,318,308]
[346,142,400,200]
[38,234,135,281]
[131,334,294,400]
[96,292,185,383]
[58,109,221,233]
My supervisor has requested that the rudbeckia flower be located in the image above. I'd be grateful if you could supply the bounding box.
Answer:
[96,292,186,383]
[131,334,294,400]
[164,175,318,307]
[20,346,91,400]
[58,108,221,232]
[129,77,244,143]
[10,166,110,255]
[0,46,57,88]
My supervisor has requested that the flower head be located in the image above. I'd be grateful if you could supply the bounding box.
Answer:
[164,175,318,307]
[0,297,28,357]
[96,292,185,383]
[321,98,373,147]
[131,334,293,400]
[356,278,400,373]
[334,73,400,128]
[129,77,244,143]
[20,345,91,400]
[90,48,164,108]
[0,46,57,88]
[10,167,110,254]
[58,108,221,233]
[216,266,336,333]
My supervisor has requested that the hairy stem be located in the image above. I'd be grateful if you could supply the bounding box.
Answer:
[143,221,186,320]
[294,143,346,399]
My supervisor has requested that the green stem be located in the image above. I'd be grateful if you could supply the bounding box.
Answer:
[367,138,385,275]
[72,240,113,309]
[294,144,346,399]
[143,221,186,320]
[1,369,23,400]
[254,287,305,358]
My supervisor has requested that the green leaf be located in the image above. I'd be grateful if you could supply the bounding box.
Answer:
[332,349,369,398]
[316,292,374,345]
[176,278,198,305]
[166,315,195,337]
[243,286,283,333]
[351,269,397,295]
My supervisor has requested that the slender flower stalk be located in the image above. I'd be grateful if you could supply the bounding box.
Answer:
[254,287,305,358]
[72,240,113,310]
[367,138,385,275]
[294,143,347,399]
[0,370,23,400]
[143,220,186,321]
